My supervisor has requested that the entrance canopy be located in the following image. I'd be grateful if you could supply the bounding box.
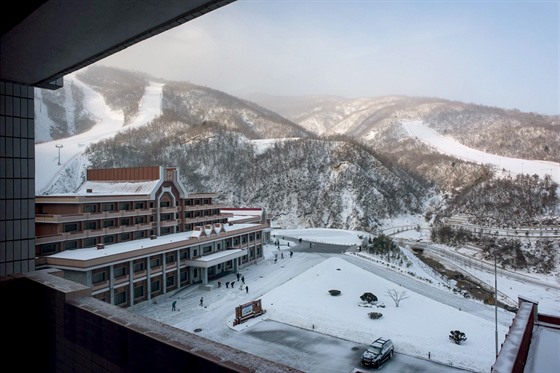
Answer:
[184,249,247,268]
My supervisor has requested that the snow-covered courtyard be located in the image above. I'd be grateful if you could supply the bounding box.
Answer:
[128,227,559,373]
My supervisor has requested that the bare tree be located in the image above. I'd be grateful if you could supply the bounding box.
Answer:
[386,289,409,307]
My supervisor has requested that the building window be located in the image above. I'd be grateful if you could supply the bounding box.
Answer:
[64,223,78,232]
[119,232,131,241]
[166,275,175,287]
[160,201,170,208]
[40,243,57,255]
[166,253,176,263]
[104,235,115,244]
[114,265,127,278]
[193,249,198,258]
[135,216,144,224]
[151,279,160,292]
[92,269,107,284]
[120,217,131,226]
[161,227,173,235]
[134,285,144,299]
[133,260,145,272]
[180,250,188,260]
[133,231,145,239]
[64,240,78,250]
[84,221,96,230]
[135,202,145,210]
[114,291,126,306]
[118,202,130,211]
[150,257,161,268]
[84,238,96,248]
[180,270,188,283]
[103,219,114,228]
[202,246,212,254]
[84,204,97,213]
[102,203,114,212]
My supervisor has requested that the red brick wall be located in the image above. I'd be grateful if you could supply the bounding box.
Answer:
[87,166,161,181]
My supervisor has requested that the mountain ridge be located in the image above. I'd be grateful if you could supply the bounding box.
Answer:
[35,65,559,230]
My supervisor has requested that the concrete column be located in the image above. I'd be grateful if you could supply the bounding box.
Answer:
[129,261,134,306]
[162,254,167,294]
[201,267,208,285]
[146,259,152,301]
[109,265,115,305]
[176,249,181,290]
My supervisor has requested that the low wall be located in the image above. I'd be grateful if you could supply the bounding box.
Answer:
[0,270,301,372]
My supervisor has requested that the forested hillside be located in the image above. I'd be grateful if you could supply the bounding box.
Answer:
[86,117,427,230]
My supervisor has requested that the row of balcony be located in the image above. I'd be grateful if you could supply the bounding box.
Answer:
[36,223,154,244]
[36,207,231,224]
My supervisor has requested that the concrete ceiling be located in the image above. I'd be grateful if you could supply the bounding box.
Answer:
[1,0,235,89]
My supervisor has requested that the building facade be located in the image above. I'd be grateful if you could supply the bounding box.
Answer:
[36,166,270,307]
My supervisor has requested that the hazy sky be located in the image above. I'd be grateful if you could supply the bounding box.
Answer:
[100,0,559,115]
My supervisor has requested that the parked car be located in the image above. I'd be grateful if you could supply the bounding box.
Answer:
[360,337,394,368]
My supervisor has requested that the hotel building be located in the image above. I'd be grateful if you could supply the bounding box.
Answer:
[35,165,269,307]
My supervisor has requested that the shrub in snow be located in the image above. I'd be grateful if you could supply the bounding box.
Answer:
[449,330,467,345]
[328,289,341,296]
[360,292,378,303]
[368,312,383,319]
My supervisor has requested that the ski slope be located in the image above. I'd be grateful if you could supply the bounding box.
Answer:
[35,74,163,194]
[402,120,560,184]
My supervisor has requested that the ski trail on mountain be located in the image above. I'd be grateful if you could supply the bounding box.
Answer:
[35,74,163,194]
[402,120,560,184]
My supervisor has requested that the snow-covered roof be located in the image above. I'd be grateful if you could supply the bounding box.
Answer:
[75,180,161,196]
[48,223,261,262]
[492,301,534,372]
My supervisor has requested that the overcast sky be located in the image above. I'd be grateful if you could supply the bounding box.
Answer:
[100,0,559,115]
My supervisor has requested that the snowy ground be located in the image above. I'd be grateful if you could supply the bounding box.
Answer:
[127,227,560,373]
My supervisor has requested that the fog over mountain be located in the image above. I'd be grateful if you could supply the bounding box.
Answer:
[35,65,560,274]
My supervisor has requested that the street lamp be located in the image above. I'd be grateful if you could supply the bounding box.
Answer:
[494,247,498,357]
[56,144,63,165]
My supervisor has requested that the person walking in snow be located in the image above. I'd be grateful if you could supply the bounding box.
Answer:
[237,273,240,281]
[241,276,245,284]
[172,301,177,311]
[200,297,204,307]
[226,281,229,288]
[245,285,249,293]
[290,251,293,258]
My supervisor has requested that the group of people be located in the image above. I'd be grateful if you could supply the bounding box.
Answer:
[171,246,302,312]
[216,272,249,293]
[274,250,294,263]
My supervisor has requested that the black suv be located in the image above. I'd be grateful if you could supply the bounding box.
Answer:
[360,337,394,368]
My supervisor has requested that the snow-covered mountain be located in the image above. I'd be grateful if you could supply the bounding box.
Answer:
[245,93,560,164]
[35,65,559,233]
